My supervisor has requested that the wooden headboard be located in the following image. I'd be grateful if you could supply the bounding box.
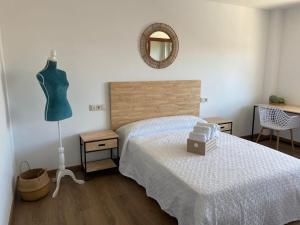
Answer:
[110,80,201,130]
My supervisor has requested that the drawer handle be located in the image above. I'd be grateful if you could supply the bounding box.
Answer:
[220,126,225,129]
[98,144,106,147]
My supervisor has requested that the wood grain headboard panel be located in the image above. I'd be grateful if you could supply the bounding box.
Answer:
[110,80,201,130]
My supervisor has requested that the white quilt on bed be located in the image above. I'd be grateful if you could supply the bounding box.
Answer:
[117,116,300,225]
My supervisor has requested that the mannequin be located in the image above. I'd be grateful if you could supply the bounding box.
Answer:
[36,50,84,198]
[37,54,72,121]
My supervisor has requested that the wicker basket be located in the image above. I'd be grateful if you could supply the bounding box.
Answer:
[17,161,50,201]
[187,138,217,155]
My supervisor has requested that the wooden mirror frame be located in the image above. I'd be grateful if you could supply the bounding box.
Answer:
[140,23,179,69]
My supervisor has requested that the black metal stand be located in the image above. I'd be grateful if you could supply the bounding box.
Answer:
[80,137,119,181]
[251,105,257,141]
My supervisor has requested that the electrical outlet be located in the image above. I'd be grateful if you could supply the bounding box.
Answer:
[89,104,105,111]
[99,104,105,111]
[200,98,208,103]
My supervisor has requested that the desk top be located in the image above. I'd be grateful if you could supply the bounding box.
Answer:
[80,130,119,142]
[255,103,300,114]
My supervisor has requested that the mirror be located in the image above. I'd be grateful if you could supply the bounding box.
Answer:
[148,31,173,61]
[140,23,179,69]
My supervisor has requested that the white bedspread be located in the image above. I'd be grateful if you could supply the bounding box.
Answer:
[117,116,300,225]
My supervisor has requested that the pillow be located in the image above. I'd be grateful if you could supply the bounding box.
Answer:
[116,115,207,154]
[117,115,206,137]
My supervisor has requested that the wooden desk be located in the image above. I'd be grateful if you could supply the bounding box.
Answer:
[251,103,300,141]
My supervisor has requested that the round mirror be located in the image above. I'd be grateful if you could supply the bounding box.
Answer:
[148,31,172,61]
[140,23,179,69]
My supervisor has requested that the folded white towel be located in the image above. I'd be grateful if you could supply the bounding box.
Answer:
[196,122,211,127]
[193,126,211,136]
[195,122,220,139]
[189,133,207,142]
[197,122,217,127]
[191,131,208,138]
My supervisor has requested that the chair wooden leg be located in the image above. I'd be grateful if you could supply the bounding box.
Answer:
[256,128,264,143]
[276,131,280,150]
[290,129,295,152]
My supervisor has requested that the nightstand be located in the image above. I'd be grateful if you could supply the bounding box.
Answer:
[79,130,119,180]
[205,117,233,134]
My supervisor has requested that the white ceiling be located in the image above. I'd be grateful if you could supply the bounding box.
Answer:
[209,0,300,9]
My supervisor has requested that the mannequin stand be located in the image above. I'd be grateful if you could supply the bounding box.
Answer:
[52,121,84,198]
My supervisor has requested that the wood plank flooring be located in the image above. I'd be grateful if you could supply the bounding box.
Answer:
[12,140,300,225]
[12,170,177,225]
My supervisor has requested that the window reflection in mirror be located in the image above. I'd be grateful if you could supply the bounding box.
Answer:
[147,31,173,61]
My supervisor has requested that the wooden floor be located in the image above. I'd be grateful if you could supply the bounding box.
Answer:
[12,139,300,225]
[12,171,177,225]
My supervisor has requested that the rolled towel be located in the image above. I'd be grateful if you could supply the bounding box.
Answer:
[189,132,208,142]
[213,126,220,139]
[206,124,219,139]
[211,124,220,139]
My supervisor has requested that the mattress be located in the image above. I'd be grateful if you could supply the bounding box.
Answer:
[117,116,300,225]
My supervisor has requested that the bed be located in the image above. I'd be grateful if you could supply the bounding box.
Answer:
[110,81,300,225]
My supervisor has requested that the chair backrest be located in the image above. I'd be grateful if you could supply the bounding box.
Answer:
[258,104,289,128]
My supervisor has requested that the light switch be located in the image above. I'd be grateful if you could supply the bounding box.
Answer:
[89,104,105,111]
[200,98,208,103]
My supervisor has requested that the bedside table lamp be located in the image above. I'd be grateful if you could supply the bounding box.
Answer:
[36,50,84,198]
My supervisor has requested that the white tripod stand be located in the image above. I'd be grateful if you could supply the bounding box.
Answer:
[52,121,84,198]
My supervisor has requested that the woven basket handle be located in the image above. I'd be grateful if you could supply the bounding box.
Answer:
[19,161,31,174]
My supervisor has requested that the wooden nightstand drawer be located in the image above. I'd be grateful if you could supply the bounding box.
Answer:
[205,117,233,134]
[85,139,118,152]
[219,123,232,132]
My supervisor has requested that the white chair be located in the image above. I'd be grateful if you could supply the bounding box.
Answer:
[256,104,300,150]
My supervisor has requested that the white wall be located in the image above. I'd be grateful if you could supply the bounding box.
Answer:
[262,10,283,102]
[0,29,15,225]
[277,5,300,141]
[263,5,300,141]
[277,6,300,106]
[0,0,269,170]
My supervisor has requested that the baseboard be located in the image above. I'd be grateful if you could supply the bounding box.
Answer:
[240,134,269,141]
[241,134,300,147]
[272,135,300,147]
[47,165,82,178]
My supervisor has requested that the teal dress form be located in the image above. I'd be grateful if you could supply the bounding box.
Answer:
[36,60,72,121]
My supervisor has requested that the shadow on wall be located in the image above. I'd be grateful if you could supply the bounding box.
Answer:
[14,79,112,172]
[231,105,261,136]
[16,134,82,172]
[0,50,10,130]
[15,133,111,172]
[0,66,15,192]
